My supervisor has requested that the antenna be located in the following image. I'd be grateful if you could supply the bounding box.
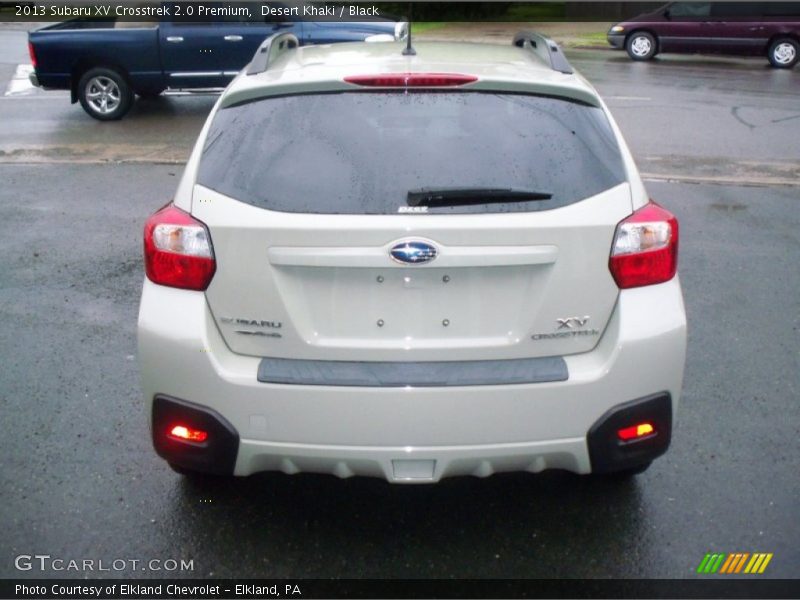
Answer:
[402,3,416,56]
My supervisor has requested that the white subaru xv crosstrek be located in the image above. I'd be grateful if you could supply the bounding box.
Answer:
[138,32,687,482]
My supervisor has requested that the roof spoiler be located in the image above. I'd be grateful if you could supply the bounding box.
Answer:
[247,32,300,76]
[512,31,573,75]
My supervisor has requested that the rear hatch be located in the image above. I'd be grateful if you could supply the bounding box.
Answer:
[191,90,632,362]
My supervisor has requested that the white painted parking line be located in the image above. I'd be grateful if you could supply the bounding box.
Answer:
[4,64,38,96]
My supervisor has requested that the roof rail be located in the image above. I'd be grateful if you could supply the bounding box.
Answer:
[512,31,573,75]
[247,32,300,76]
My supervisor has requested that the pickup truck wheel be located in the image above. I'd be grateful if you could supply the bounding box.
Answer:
[78,67,133,120]
[768,38,799,69]
[626,32,657,61]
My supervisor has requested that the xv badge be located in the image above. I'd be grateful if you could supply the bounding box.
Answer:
[557,316,590,329]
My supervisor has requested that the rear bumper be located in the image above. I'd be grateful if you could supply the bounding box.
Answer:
[152,391,673,480]
[607,33,626,49]
[28,71,40,87]
[138,277,686,482]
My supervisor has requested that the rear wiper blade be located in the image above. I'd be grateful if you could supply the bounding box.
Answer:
[407,187,552,207]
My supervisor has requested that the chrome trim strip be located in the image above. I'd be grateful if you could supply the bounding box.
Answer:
[268,244,559,268]
[169,72,223,78]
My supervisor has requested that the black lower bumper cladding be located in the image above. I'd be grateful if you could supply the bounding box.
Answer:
[151,395,239,475]
[607,33,626,49]
[587,392,673,473]
[151,392,672,476]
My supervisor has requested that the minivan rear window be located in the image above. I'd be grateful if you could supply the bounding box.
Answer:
[197,92,627,214]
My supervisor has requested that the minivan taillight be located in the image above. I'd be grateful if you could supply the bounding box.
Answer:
[144,204,215,291]
[609,201,678,289]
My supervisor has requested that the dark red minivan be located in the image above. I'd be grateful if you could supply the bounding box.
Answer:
[607,2,800,68]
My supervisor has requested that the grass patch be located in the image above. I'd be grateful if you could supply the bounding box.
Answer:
[570,32,610,47]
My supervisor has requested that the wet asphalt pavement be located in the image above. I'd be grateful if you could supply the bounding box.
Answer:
[0,24,798,582]
[0,164,798,579]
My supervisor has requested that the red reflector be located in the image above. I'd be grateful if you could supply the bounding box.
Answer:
[169,425,208,443]
[609,201,679,289]
[344,73,478,87]
[617,422,655,441]
[28,42,37,69]
[143,204,216,291]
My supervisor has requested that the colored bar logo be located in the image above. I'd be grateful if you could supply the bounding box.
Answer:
[697,552,773,574]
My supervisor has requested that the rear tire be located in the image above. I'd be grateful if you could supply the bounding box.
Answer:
[78,67,133,121]
[168,462,215,479]
[603,461,652,479]
[767,38,799,69]
[626,31,657,61]
[168,462,195,476]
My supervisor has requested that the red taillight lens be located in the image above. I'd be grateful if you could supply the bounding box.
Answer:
[617,422,656,441]
[28,42,37,69]
[344,73,478,87]
[169,424,208,443]
[144,204,215,291]
[609,201,678,289]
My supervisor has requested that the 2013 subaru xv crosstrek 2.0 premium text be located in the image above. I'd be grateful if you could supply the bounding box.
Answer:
[138,32,687,482]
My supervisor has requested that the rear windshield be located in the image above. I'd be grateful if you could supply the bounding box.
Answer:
[197,92,627,214]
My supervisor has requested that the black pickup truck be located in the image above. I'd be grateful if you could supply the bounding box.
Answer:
[28,4,405,120]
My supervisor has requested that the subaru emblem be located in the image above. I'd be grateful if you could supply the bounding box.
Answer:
[389,240,438,265]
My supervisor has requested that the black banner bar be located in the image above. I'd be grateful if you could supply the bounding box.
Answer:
[3,579,800,599]
[0,2,665,24]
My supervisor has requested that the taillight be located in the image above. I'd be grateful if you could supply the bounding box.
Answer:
[617,422,656,441]
[344,73,478,87]
[609,201,678,289]
[168,424,208,443]
[28,42,37,69]
[144,204,215,291]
